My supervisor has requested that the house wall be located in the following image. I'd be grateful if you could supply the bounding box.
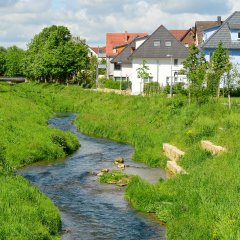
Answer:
[182,31,195,47]
[106,58,114,78]
[131,58,185,95]
[230,29,240,41]
[135,38,147,49]
[113,64,132,80]
[204,48,240,70]
[203,27,219,42]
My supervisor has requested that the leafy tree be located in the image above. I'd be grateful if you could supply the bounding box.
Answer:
[5,46,25,77]
[137,59,152,94]
[24,25,89,83]
[0,47,7,75]
[182,44,209,103]
[208,41,232,97]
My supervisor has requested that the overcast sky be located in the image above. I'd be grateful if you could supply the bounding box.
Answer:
[0,0,239,49]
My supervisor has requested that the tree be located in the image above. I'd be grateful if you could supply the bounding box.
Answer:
[224,64,240,112]
[24,25,89,83]
[182,44,209,103]
[137,59,152,94]
[208,41,232,97]
[5,46,25,77]
[0,47,6,76]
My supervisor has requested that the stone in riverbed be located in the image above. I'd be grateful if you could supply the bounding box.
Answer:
[101,168,109,173]
[117,163,125,169]
[97,172,104,177]
[114,157,124,164]
[63,228,72,234]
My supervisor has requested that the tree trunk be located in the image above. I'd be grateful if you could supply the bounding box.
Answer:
[228,93,231,113]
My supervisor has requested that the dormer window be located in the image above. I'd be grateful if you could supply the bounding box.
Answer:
[154,40,161,47]
[165,41,172,47]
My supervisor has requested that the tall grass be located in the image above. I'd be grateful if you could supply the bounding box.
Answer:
[7,82,240,239]
[0,83,79,239]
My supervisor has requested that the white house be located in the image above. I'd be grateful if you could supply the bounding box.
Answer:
[111,25,189,95]
[111,36,148,81]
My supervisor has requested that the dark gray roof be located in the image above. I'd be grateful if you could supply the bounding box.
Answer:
[130,25,188,59]
[202,11,240,49]
[111,36,148,64]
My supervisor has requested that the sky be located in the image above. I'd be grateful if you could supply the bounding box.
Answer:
[0,0,239,49]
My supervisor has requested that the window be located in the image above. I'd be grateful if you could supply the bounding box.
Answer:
[154,40,161,47]
[238,32,240,39]
[174,59,178,66]
[165,41,172,47]
[114,63,121,70]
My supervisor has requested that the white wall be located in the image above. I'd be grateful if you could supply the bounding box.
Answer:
[113,64,132,79]
[131,58,185,95]
[135,38,147,49]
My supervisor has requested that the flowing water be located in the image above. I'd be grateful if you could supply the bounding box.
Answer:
[19,113,166,240]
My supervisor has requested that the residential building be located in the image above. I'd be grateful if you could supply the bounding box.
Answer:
[130,25,189,94]
[106,31,148,78]
[195,16,223,45]
[201,11,240,69]
[170,29,195,47]
[111,36,148,81]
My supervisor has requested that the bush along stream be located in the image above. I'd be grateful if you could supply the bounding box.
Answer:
[3,82,240,239]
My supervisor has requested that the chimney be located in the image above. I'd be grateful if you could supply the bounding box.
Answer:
[217,16,221,25]
[124,31,128,42]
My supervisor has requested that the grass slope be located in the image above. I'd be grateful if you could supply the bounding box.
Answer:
[0,83,79,239]
[8,82,240,239]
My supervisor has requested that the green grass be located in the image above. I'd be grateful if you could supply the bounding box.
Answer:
[4,82,240,239]
[0,83,79,239]
[99,170,130,183]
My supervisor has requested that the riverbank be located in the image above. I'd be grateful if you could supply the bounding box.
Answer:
[0,83,79,239]
[3,82,240,239]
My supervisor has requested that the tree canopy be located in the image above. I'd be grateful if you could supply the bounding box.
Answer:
[24,25,89,83]
[182,44,209,101]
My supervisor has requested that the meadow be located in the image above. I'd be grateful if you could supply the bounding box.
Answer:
[2,82,240,239]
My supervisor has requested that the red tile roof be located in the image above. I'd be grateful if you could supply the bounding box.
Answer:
[90,47,106,54]
[170,30,189,41]
[106,32,148,57]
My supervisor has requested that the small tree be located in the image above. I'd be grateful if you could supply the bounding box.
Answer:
[137,59,152,94]
[209,41,232,98]
[225,64,240,112]
[182,44,209,103]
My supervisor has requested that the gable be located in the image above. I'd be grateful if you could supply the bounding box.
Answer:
[202,11,240,49]
[131,25,188,59]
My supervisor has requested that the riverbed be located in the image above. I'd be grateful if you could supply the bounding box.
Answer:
[19,113,166,240]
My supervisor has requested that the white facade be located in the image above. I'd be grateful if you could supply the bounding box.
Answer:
[131,58,185,95]
[113,64,132,80]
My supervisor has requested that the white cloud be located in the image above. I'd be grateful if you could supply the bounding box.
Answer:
[0,0,238,48]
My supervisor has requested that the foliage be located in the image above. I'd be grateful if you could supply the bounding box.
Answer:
[0,46,25,77]
[208,41,232,97]
[99,170,130,183]
[144,82,161,95]
[98,78,130,90]
[24,25,89,83]
[0,47,7,75]
[182,44,209,102]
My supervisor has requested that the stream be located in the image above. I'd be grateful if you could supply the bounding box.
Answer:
[18,113,166,240]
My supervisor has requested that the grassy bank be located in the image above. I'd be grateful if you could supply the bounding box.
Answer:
[0,83,79,239]
[5,82,240,239]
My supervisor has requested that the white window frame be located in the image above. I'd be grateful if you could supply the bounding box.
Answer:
[154,40,161,47]
[165,41,172,47]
